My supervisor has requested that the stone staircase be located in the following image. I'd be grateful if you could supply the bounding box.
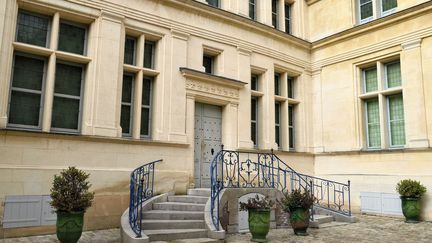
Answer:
[142,188,221,242]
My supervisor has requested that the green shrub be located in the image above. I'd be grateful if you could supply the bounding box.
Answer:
[50,167,95,212]
[396,179,427,198]
[239,194,275,211]
[279,189,315,212]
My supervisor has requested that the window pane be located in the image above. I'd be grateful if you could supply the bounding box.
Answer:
[275,126,280,146]
[274,73,280,95]
[366,99,381,148]
[251,75,258,91]
[288,105,294,126]
[144,41,155,69]
[272,0,278,28]
[275,103,280,123]
[122,75,133,103]
[124,36,136,65]
[9,91,41,126]
[388,94,405,146]
[12,55,45,91]
[364,68,378,93]
[386,62,401,88]
[16,11,49,47]
[121,105,131,135]
[251,98,257,120]
[289,127,294,149]
[249,0,256,19]
[382,0,397,12]
[51,96,80,130]
[206,0,219,7]
[251,122,257,145]
[287,77,294,98]
[285,4,291,33]
[54,63,82,96]
[142,77,152,106]
[141,107,150,136]
[58,22,86,55]
[360,1,373,20]
[203,55,213,74]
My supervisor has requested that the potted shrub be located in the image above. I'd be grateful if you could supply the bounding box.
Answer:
[279,189,314,236]
[396,179,427,223]
[50,167,95,243]
[239,194,275,243]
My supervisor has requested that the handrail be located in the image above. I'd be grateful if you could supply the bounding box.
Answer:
[210,148,351,230]
[129,159,162,237]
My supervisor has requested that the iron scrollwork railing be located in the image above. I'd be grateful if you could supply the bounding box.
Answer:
[129,159,162,237]
[210,147,351,230]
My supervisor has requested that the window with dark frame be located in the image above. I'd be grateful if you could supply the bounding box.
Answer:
[203,55,214,74]
[274,72,281,95]
[121,74,134,136]
[249,0,257,20]
[124,36,136,65]
[141,77,152,137]
[251,97,258,147]
[284,3,291,34]
[16,11,50,47]
[275,102,281,147]
[272,0,279,28]
[144,40,155,69]
[288,105,295,150]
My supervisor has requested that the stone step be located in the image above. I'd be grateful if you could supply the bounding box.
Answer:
[152,238,223,243]
[316,221,350,229]
[144,229,208,241]
[141,219,205,229]
[142,210,204,220]
[153,202,206,211]
[168,195,209,204]
[188,188,211,197]
[310,214,334,228]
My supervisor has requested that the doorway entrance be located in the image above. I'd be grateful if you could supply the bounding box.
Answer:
[194,103,222,188]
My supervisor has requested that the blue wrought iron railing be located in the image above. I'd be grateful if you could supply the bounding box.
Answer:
[210,148,351,230]
[129,159,162,237]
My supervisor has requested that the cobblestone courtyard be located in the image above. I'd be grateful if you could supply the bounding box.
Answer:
[2,215,432,242]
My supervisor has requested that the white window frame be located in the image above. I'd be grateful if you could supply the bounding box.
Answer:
[358,0,374,24]
[249,0,257,20]
[272,0,279,29]
[251,97,258,148]
[386,94,405,148]
[288,104,295,150]
[381,0,397,17]
[275,102,281,148]
[364,99,381,150]
[384,60,401,89]
[362,66,378,93]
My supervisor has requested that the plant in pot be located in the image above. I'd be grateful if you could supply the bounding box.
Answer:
[50,167,95,243]
[279,189,315,236]
[239,195,275,243]
[396,179,427,223]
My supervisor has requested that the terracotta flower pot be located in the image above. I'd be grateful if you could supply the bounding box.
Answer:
[289,207,310,236]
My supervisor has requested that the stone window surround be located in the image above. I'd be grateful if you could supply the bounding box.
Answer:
[357,0,398,24]
[358,55,404,150]
[273,65,300,151]
[7,7,92,134]
[122,29,161,140]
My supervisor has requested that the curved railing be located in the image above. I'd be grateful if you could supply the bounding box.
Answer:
[129,159,162,237]
[210,148,351,230]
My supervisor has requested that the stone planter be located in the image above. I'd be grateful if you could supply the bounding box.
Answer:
[56,211,84,243]
[289,207,310,236]
[248,208,270,242]
[401,196,421,223]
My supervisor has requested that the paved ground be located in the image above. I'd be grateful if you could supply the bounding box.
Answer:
[2,215,432,242]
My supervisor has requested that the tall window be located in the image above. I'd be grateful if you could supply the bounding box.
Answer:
[251,74,259,91]
[121,33,157,138]
[288,105,294,150]
[361,59,404,149]
[272,0,279,28]
[275,102,281,147]
[358,0,397,23]
[251,97,258,147]
[249,0,257,20]
[284,3,291,34]
[287,76,294,98]
[206,0,219,7]
[9,10,88,133]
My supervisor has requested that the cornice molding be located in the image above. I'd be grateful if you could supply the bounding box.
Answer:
[180,68,247,89]
[401,39,422,50]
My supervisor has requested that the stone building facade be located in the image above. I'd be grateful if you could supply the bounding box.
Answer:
[0,0,432,237]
